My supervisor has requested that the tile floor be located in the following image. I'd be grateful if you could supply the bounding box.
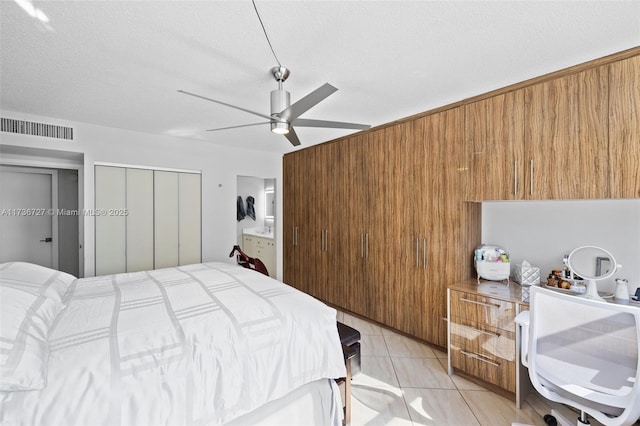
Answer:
[336,310,606,426]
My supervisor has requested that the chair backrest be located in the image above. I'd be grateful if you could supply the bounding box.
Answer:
[527,286,640,426]
[228,245,269,276]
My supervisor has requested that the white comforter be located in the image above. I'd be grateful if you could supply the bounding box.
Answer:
[0,262,346,425]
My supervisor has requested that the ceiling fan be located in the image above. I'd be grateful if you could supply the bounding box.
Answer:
[178,66,371,146]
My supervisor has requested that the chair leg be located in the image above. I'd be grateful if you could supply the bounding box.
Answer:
[343,357,351,426]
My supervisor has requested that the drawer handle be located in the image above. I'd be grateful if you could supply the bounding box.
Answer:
[460,297,500,309]
[477,328,501,338]
[460,350,500,367]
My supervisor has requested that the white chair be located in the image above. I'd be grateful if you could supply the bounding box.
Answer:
[515,286,640,426]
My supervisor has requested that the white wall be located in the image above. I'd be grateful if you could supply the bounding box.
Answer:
[482,199,640,295]
[0,110,283,278]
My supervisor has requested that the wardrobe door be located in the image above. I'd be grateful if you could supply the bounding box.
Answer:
[95,166,126,275]
[609,55,640,198]
[178,173,201,266]
[126,168,154,272]
[154,171,179,269]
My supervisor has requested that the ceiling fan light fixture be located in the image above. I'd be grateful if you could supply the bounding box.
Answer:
[271,121,289,134]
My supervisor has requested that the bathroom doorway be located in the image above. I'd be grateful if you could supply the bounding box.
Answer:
[236,176,276,277]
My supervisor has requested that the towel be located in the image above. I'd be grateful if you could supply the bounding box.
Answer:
[236,196,246,221]
[246,196,256,220]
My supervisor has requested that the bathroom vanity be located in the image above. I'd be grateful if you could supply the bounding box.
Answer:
[242,228,276,278]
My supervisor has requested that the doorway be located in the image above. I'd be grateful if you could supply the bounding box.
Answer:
[236,176,276,277]
[0,166,59,268]
[0,165,79,276]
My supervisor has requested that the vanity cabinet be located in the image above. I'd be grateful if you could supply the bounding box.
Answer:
[448,281,530,405]
[243,234,276,278]
[608,54,640,198]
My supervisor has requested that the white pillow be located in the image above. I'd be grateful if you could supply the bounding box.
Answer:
[0,262,77,391]
[0,262,76,303]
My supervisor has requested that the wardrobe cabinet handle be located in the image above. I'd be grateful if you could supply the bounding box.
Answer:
[361,234,364,258]
[416,238,419,268]
[324,229,328,252]
[423,238,427,269]
[530,159,534,196]
[514,160,518,196]
[460,350,500,367]
[365,233,369,259]
[459,297,500,309]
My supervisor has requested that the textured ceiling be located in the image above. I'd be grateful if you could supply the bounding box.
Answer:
[1,1,639,154]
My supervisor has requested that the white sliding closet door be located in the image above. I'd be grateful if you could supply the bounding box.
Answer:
[126,168,154,272]
[154,171,179,269]
[95,166,126,275]
[179,173,201,265]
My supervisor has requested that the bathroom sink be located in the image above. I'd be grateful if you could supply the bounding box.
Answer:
[243,228,274,238]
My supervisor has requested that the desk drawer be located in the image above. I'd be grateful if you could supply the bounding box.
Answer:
[450,344,516,393]
[450,290,515,332]
[450,318,515,362]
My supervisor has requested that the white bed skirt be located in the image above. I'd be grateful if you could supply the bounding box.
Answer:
[226,379,343,426]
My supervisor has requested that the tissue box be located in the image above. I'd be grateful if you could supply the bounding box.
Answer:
[515,263,540,286]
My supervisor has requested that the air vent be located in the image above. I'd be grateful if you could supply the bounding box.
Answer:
[1,117,74,140]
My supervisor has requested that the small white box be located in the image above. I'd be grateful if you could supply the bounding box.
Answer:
[475,260,510,281]
[514,263,541,286]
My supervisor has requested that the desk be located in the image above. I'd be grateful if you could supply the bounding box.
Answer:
[447,279,531,408]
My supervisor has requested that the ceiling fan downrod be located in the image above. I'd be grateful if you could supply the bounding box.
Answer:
[270,66,291,134]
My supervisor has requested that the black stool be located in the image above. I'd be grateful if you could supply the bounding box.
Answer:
[336,322,361,426]
[337,322,361,375]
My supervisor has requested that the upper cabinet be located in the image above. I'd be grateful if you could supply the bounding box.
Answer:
[466,59,634,201]
[608,55,640,198]
[524,66,610,199]
[465,90,525,201]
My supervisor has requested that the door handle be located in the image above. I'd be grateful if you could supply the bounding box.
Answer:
[365,233,369,259]
[514,160,518,196]
[530,159,534,196]
[423,238,427,269]
[40,237,53,243]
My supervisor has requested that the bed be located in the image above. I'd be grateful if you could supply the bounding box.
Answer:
[0,261,346,425]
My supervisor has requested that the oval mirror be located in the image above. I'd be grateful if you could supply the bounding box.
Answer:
[565,246,620,300]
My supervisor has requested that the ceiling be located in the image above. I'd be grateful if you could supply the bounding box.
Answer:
[1,1,639,155]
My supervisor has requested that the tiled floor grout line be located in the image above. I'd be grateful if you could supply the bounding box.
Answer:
[384,333,421,425]
[342,310,554,426]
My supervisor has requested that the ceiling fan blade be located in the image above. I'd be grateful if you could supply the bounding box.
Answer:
[178,90,273,121]
[279,83,337,121]
[206,122,270,132]
[292,118,371,130]
[285,126,301,146]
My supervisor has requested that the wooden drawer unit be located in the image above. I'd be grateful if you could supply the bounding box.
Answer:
[450,290,516,332]
[448,288,518,394]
